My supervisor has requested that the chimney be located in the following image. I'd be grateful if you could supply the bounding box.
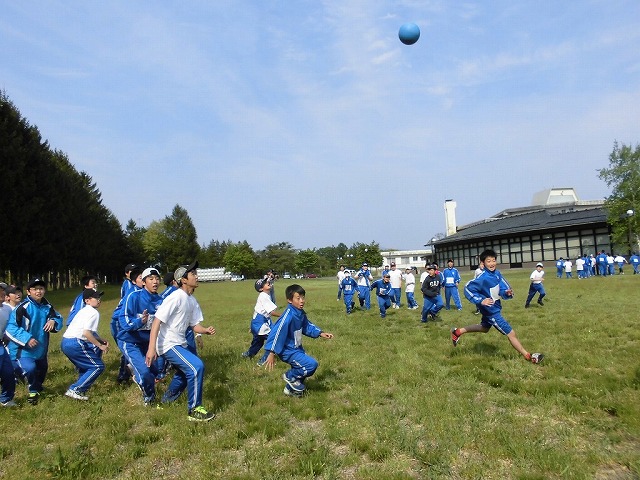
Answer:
[444,199,457,236]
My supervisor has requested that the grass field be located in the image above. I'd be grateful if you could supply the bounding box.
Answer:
[1,269,639,479]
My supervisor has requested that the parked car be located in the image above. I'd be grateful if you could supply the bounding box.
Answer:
[230,274,245,282]
[305,273,318,279]
[282,272,291,279]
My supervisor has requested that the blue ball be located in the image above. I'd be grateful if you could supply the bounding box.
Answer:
[398,23,420,45]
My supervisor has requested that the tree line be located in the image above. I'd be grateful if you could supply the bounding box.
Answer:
[0,92,383,288]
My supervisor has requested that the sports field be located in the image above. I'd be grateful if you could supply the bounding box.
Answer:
[2,270,639,479]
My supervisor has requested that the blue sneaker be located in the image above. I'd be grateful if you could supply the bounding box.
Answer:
[282,373,305,393]
[283,385,304,397]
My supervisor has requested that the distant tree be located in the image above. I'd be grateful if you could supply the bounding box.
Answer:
[349,242,383,268]
[200,239,230,267]
[598,141,640,253]
[125,219,147,265]
[223,241,257,276]
[257,242,297,275]
[141,205,200,271]
[295,249,319,274]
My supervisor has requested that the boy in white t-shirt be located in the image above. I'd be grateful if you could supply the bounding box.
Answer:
[146,261,217,422]
[525,263,546,308]
[242,278,281,365]
[403,268,419,309]
[61,289,109,400]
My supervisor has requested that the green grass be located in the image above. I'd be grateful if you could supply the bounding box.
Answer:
[2,271,639,479]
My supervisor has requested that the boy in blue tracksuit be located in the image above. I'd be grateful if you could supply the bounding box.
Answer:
[5,277,64,405]
[356,263,374,310]
[555,258,565,278]
[0,287,16,407]
[339,270,359,314]
[630,253,640,274]
[112,266,143,383]
[452,249,544,364]
[596,250,608,276]
[66,275,98,326]
[442,259,462,310]
[117,267,163,405]
[370,274,393,318]
[264,284,334,397]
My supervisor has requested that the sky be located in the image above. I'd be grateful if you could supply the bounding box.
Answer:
[2,1,639,251]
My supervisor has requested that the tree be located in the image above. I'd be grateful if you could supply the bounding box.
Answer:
[200,239,230,267]
[598,141,640,254]
[223,241,256,276]
[349,242,383,268]
[295,249,319,274]
[256,242,297,275]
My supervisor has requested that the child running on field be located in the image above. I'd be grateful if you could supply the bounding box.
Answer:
[452,249,544,364]
[263,284,333,397]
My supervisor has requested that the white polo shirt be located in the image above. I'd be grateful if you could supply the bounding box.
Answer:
[154,288,203,355]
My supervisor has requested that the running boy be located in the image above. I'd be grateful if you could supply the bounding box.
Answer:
[355,263,374,310]
[339,270,359,314]
[242,278,281,365]
[61,289,109,400]
[420,264,443,322]
[5,277,64,405]
[146,261,217,422]
[370,273,393,318]
[263,284,334,397]
[525,263,546,308]
[453,249,544,364]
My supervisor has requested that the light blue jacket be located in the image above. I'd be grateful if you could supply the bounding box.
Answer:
[5,296,63,360]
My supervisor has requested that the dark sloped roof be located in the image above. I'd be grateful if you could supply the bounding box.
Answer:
[435,207,608,244]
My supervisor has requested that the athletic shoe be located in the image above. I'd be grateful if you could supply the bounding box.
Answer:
[282,373,305,393]
[188,405,215,422]
[65,389,88,401]
[525,304,530,308]
[162,390,182,403]
[530,353,544,364]
[27,392,39,405]
[1,400,17,407]
[473,310,480,315]
[241,351,252,358]
[451,328,460,347]
[283,385,304,397]
[537,300,544,306]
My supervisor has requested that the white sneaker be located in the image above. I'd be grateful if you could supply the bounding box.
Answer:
[65,389,88,401]
[1,400,17,407]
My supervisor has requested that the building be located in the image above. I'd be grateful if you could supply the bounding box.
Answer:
[380,249,433,272]
[430,188,613,270]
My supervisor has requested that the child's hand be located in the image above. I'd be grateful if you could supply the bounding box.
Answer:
[481,298,494,306]
[320,332,334,339]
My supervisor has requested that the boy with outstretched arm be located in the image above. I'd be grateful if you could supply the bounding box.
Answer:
[453,249,544,364]
[263,284,333,397]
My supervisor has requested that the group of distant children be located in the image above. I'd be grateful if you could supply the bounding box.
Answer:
[555,251,640,278]
[1,248,549,412]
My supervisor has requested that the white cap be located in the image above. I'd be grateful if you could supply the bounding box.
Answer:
[141,267,160,280]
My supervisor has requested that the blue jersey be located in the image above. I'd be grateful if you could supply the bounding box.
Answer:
[340,277,358,294]
[464,268,513,317]
[5,296,63,360]
[631,255,640,265]
[370,279,393,297]
[117,288,162,344]
[264,304,321,359]
[121,278,136,299]
[160,285,177,300]
[442,267,461,287]
[66,291,85,326]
